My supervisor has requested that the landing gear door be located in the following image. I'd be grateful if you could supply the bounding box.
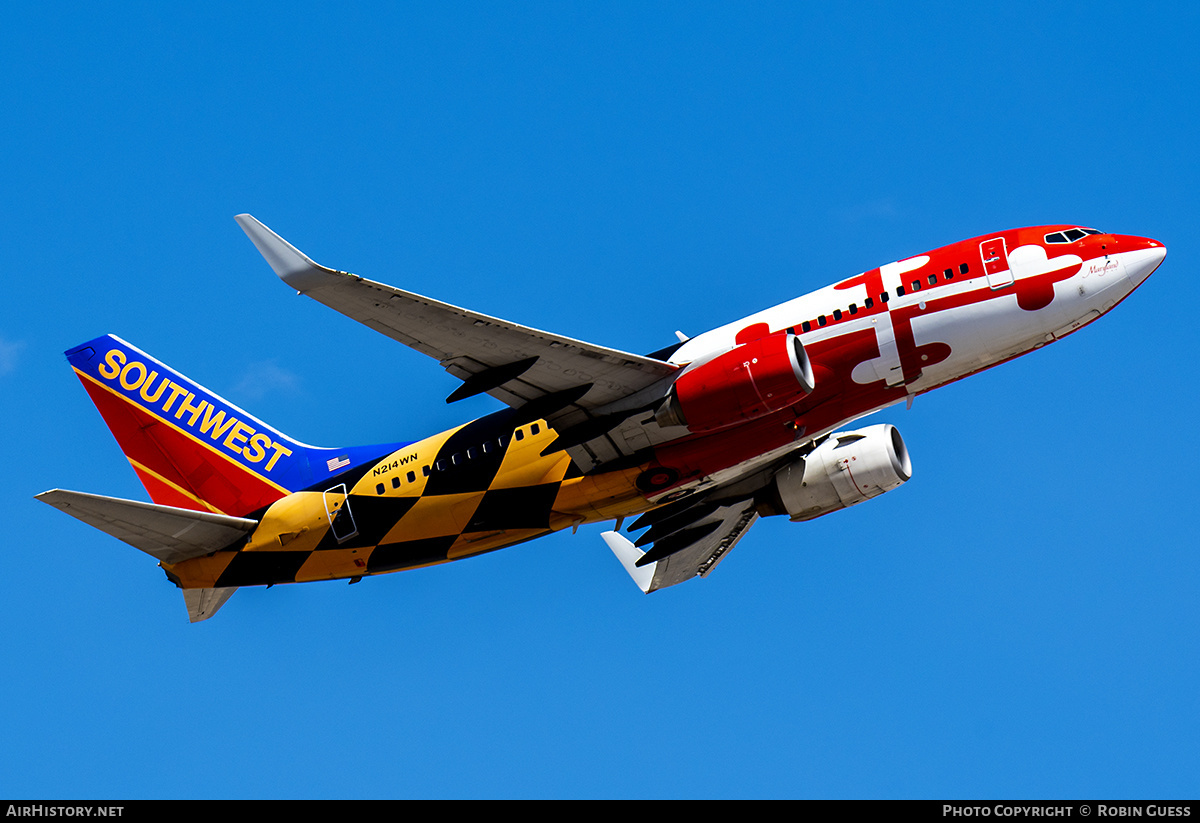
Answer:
[980,237,1013,289]
[323,483,359,543]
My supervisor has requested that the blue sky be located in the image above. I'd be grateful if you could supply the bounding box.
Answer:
[3,2,1198,799]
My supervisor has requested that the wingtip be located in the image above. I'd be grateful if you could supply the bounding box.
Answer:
[601,530,656,593]
[233,213,272,240]
[35,489,72,507]
[234,214,333,291]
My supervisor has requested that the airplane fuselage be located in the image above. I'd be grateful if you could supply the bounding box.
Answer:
[161,225,1165,591]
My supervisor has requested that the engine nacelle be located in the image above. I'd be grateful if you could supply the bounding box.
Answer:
[655,332,815,433]
[760,424,912,521]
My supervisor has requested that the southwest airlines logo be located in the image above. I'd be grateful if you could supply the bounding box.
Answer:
[94,347,294,473]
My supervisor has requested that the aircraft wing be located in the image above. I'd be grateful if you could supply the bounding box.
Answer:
[236,215,681,469]
[603,496,759,591]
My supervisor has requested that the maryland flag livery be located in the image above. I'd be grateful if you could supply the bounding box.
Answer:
[39,216,1167,620]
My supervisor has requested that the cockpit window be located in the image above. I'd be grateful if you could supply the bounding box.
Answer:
[1045,227,1100,244]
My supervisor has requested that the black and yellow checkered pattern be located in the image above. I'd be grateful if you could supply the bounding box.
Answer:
[162,408,651,590]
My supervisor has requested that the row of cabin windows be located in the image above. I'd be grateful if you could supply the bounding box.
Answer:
[797,263,971,333]
[373,423,542,494]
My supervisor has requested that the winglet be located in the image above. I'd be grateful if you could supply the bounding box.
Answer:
[600,531,656,593]
[234,214,337,292]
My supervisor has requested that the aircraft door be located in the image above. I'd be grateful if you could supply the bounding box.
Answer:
[323,483,359,543]
[980,237,1014,289]
[872,316,905,387]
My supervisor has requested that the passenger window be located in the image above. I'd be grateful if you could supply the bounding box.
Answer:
[897,285,906,296]
[959,263,969,274]
[944,268,954,281]
[848,303,858,315]
[801,320,812,332]
[833,309,842,320]
[436,459,449,471]
[391,477,400,489]
[531,423,540,435]
[515,429,525,441]
[376,483,385,495]
[928,274,937,285]
[910,280,921,292]
[880,292,889,303]
[818,315,827,326]
[864,297,874,309]
[407,471,416,483]
[422,465,430,476]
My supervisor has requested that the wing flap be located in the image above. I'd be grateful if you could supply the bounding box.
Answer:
[647,499,758,590]
[605,498,760,592]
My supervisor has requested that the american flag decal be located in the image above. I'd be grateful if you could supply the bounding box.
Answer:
[326,455,351,472]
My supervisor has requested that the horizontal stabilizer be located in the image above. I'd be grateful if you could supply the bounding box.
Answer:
[182,587,238,622]
[36,489,258,565]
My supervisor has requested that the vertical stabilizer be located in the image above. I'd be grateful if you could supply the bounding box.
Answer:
[65,335,405,517]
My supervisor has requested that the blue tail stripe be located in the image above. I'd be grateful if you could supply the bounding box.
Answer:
[68,334,410,493]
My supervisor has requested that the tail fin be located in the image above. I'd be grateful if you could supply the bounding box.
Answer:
[65,335,397,517]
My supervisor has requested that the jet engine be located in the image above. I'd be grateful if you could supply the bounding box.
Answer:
[655,332,815,433]
[758,424,912,521]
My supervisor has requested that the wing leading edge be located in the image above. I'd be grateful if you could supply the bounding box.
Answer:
[235,215,680,469]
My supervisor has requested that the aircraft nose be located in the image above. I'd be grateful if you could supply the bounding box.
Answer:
[1123,240,1167,287]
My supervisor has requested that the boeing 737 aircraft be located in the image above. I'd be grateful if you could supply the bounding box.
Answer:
[38,217,1166,620]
